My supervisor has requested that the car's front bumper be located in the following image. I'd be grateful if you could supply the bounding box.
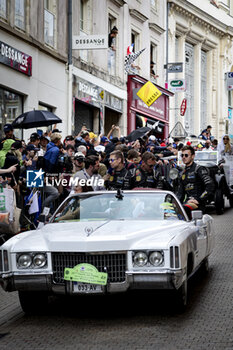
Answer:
[0,269,185,294]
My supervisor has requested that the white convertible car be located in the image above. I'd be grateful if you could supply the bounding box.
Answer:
[0,190,214,313]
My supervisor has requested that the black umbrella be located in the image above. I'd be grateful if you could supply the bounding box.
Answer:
[12,110,62,129]
[126,127,151,142]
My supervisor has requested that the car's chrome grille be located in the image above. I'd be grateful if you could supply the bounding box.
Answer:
[52,252,126,284]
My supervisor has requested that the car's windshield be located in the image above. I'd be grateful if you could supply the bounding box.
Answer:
[194,151,218,163]
[52,192,186,222]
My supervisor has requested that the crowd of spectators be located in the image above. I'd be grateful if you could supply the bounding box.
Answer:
[0,122,232,233]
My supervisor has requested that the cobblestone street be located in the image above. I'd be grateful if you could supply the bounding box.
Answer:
[0,205,233,350]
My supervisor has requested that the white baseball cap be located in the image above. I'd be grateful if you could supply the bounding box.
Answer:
[149,135,156,141]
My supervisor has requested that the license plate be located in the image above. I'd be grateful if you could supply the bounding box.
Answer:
[73,282,103,294]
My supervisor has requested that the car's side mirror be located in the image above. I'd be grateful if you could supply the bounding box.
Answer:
[191,210,203,222]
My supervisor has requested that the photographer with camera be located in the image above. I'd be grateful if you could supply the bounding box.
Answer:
[57,144,74,174]
[73,152,85,173]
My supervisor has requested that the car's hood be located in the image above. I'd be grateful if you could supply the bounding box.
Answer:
[6,220,191,252]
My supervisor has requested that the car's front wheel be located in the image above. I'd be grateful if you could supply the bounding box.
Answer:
[18,291,49,314]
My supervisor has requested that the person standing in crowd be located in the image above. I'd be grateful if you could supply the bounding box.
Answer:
[44,132,62,173]
[176,145,215,219]
[22,145,38,175]
[0,139,15,168]
[76,145,87,156]
[73,152,85,173]
[75,130,95,155]
[2,141,22,188]
[94,136,110,153]
[63,135,75,149]
[75,130,90,148]
[127,151,163,189]
[126,149,141,170]
[37,135,49,156]
[73,155,104,191]
[217,134,233,159]
[211,139,218,150]
[28,132,40,149]
[0,124,20,150]
[172,138,180,149]
[202,140,214,151]
[57,144,74,174]
[42,132,62,209]
[131,139,141,152]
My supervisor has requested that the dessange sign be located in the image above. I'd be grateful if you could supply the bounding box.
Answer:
[0,41,32,76]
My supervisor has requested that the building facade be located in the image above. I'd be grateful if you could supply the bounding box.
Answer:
[168,0,233,140]
[0,0,68,140]
[71,0,171,139]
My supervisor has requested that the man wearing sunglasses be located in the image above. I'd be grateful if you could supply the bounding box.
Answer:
[104,150,130,190]
[128,151,163,189]
[176,145,215,219]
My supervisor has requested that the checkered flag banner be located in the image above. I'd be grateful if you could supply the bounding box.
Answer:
[124,48,146,74]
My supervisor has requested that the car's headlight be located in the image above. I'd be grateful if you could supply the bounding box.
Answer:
[134,252,148,267]
[17,254,32,268]
[149,251,164,266]
[17,253,47,269]
[33,254,47,268]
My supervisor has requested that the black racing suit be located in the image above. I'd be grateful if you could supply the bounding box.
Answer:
[176,161,215,217]
[105,167,130,190]
[128,166,164,189]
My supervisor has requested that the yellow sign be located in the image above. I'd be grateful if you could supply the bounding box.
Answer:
[137,81,162,107]
[99,90,104,99]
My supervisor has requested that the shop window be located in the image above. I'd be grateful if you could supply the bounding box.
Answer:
[44,0,56,47]
[0,87,23,139]
[0,0,7,19]
[15,0,25,30]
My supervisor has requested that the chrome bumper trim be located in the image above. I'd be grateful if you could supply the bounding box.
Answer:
[0,269,184,294]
